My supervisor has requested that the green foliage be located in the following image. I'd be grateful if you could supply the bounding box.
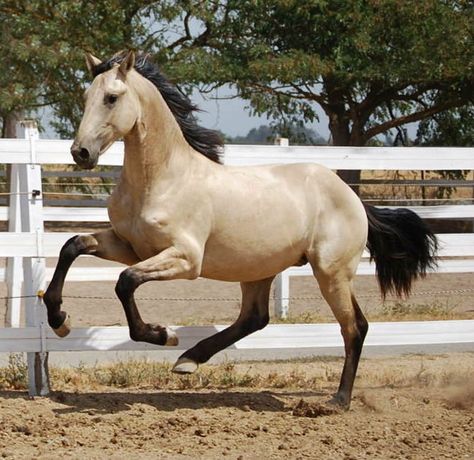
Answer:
[417,106,474,147]
[171,0,473,145]
[0,1,179,136]
[0,0,472,145]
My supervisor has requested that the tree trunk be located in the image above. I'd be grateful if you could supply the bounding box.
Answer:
[323,78,363,195]
[329,113,362,195]
[2,111,22,326]
[337,169,361,194]
[3,111,22,207]
[3,112,20,138]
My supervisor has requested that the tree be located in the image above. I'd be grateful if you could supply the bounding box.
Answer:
[1,0,472,171]
[416,105,473,199]
[163,0,473,185]
[416,105,474,147]
[0,0,177,137]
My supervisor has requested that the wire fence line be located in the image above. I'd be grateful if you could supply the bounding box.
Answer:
[1,287,473,303]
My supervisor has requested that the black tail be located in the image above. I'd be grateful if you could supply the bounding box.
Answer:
[364,204,438,298]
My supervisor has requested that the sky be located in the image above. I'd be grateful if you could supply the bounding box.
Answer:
[191,88,331,140]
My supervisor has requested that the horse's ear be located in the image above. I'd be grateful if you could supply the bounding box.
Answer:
[118,51,135,77]
[85,53,102,75]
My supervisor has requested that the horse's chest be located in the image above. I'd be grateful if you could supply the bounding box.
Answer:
[108,198,172,259]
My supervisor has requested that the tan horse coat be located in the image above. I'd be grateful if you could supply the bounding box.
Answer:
[44,51,437,409]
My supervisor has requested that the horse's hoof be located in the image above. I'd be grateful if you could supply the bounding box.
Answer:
[172,357,199,374]
[327,395,350,411]
[165,327,179,346]
[52,313,71,338]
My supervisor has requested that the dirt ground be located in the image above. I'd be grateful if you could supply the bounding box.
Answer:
[0,258,473,459]
[0,353,473,459]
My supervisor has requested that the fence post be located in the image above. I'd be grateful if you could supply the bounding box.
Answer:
[274,272,290,320]
[273,137,290,319]
[19,120,49,396]
[4,164,22,327]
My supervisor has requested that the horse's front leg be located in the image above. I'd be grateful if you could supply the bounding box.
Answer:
[114,246,201,346]
[43,230,139,337]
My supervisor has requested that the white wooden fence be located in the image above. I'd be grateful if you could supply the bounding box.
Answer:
[0,124,473,396]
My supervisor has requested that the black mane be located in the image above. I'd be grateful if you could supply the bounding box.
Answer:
[91,51,223,164]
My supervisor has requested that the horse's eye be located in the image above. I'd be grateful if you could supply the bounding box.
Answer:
[105,94,118,105]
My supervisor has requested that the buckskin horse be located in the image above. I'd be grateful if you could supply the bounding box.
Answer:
[43,51,437,409]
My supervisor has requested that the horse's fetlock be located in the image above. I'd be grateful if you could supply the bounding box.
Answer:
[129,329,141,342]
[47,310,67,331]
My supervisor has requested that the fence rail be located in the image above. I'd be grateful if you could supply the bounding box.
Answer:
[1,321,473,354]
[0,128,473,396]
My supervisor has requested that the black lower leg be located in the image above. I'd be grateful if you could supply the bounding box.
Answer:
[179,313,269,364]
[43,236,92,329]
[115,269,169,345]
[177,278,272,368]
[334,303,369,408]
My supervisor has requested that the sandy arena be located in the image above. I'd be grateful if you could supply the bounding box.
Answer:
[0,353,473,459]
[0,261,473,459]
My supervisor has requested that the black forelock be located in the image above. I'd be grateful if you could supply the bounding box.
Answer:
[91,51,223,164]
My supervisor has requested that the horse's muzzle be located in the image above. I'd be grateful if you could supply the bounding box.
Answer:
[71,145,97,169]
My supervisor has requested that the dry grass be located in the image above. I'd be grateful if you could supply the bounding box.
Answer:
[367,300,465,322]
[49,359,329,392]
[0,354,336,392]
[274,300,472,324]
[1,353,472,395]
[0,354,28,390]
[360,169,474,203]
[273,311,327,324]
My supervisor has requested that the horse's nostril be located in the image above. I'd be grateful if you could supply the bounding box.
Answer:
[78,148,90,161]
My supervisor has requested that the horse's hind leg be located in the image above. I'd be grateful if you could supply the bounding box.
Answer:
[172,277,273,374]
[315,270,368,409]
[43,230,139,336]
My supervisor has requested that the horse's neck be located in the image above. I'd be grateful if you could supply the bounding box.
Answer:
[120,99,193,195]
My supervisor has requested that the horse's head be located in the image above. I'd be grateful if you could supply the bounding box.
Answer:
[71,51,140,169]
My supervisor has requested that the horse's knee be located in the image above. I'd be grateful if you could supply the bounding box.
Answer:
[115,268,140,300]
[60,234,97,261]
[178,258,201,280]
